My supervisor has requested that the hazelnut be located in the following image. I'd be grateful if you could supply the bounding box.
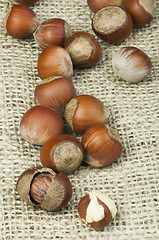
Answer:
[64,95,110,134]
[20,106,64,145]
[78,190,117,229]
[87,0,123,13]
[82,123,122,167]
[112,46,152,83]
[34,18,72,50]
[16,167,72,211]
[64,31,101,68]
[40,134,85,174]
[34,76,76,114]
[4,5,39,39]
[92,6,133,44]
[12,0,39,6]
[123,0,156,26]
[37,45,73,80]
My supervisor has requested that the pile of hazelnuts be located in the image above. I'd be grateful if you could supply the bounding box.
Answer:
[4,0,156,229]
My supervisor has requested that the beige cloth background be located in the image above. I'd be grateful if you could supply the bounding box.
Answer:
[0,0,159,239]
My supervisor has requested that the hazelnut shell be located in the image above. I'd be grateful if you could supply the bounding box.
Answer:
[92,6,133,44]
[87,0,123,13]
[34,76,76,113]
[64,31,101,68]
[16,166,46,207]
[4,5,39,39]
[112,46,152,83]
[82,124,122,167]
[123,0,156,26]
[20,106,64,145]
[34,18,72,49]
[13,0,39,6]
[64,95,110,134]
[37,46,73,80]
[40,134,85,174]
[16,167,72,211]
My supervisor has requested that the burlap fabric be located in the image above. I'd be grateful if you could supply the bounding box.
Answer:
[0,0,159,239]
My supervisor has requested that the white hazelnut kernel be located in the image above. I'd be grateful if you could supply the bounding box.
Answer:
[86,191,117,222]
[78,190,117,228]
[86,192,105,223]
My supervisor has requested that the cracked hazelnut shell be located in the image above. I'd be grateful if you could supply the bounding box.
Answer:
[16,167,72,211]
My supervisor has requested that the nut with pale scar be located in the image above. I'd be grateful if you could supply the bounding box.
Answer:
[78,191,117,229]
[64,31,101,68]
[92,6,133,44]
[40,134,85,174]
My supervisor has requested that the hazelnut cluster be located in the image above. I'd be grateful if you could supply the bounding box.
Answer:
[4,0,156,229]
[88,0,154,83]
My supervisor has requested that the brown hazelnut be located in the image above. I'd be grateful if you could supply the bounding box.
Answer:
[64,95,110,134]
[87,0,123,13]
[82,123,122,167]
[12,0,39,6]
[40,134,85,174]
[4,5,39,39]
[78,190,117,229]
[34,76,76,113]
[16,167,72,211]
[34,18,72,50]
[20,106,64,145]
[64,31,101,68]
[92,6,133,44]
[37,46,73,80]
[123,0,156,26]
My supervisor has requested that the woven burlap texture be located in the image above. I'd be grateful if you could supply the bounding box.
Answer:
[0,0,159,239]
